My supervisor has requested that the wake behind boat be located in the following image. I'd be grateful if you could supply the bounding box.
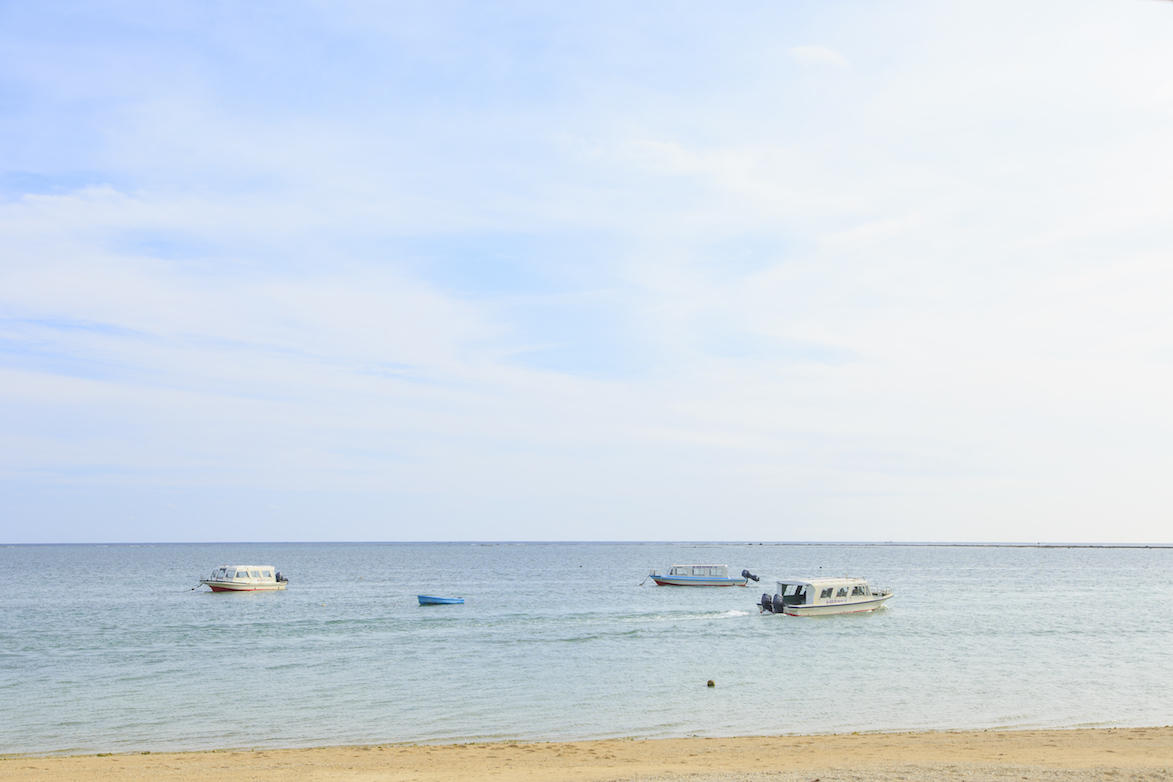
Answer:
[759,576,892,615]
[648,564,758,587]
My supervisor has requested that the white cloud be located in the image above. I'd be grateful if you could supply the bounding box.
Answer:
[3,1,1173,542]
[787,45,849,69]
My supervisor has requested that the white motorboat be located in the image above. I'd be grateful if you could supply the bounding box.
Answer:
[759,577,892,615]
[201,565,288,592]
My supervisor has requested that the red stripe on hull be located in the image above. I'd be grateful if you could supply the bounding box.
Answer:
[208,586,276,592]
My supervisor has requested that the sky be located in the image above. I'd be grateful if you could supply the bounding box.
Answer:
[2,1,1173,543]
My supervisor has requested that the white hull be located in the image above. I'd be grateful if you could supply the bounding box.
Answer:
[201,580,287,592]
[783,593,892,616]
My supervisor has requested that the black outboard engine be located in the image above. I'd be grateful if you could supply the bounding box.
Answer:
[276,571,287,583]
[772,593,785,614]
[760,592,774,612]
[741,569,760,582]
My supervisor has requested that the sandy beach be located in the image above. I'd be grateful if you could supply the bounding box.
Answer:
[3,727,1171,781]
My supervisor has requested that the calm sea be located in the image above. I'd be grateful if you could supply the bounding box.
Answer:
[1,542,1170,755]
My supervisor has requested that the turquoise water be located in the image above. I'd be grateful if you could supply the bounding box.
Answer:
[1,542,1171,754]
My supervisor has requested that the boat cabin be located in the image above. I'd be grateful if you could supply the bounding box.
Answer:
[775,577,873,607]
[210,565,278,583]
[668,564,729,577]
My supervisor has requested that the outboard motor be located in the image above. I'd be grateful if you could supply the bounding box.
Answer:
[276,571,287,583]
[760,592,774,613]
[772,593,785,614]
[741,569,760,582]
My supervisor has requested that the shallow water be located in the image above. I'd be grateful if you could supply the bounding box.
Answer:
[1,542,1170,754]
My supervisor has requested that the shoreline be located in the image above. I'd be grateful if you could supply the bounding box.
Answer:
[4,726,1172,781]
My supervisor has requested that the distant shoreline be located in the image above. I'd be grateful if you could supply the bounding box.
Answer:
[4,727,1172,781]
[746,541,1173,549]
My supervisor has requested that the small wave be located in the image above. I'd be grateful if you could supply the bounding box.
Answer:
[547,627,644,644]
[631,608,753,623]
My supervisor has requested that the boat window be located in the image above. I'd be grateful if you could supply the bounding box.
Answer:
[249,570,261,578]
[851,586,868,596]
[820,588,833,599]
[836,587,848,597]
[235,570,248,578]
[782,584,800,596]
[263,570,272,578]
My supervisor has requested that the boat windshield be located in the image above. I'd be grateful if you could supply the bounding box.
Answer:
[781,583,808,605]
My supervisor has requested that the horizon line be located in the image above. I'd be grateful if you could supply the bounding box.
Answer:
[3,540,1171,549]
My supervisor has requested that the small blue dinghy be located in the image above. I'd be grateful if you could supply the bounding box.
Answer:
[418,594,464,606]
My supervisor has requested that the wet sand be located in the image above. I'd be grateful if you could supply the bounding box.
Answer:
[3,726,1171,781]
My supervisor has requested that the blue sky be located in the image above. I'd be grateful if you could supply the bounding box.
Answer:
[3,1,1173,543]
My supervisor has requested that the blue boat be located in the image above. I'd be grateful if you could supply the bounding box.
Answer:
[418,594,464,605]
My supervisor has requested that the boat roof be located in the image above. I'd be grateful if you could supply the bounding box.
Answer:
[671,563,728,567]
[214,564,276,569]
[776,576,869,588]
